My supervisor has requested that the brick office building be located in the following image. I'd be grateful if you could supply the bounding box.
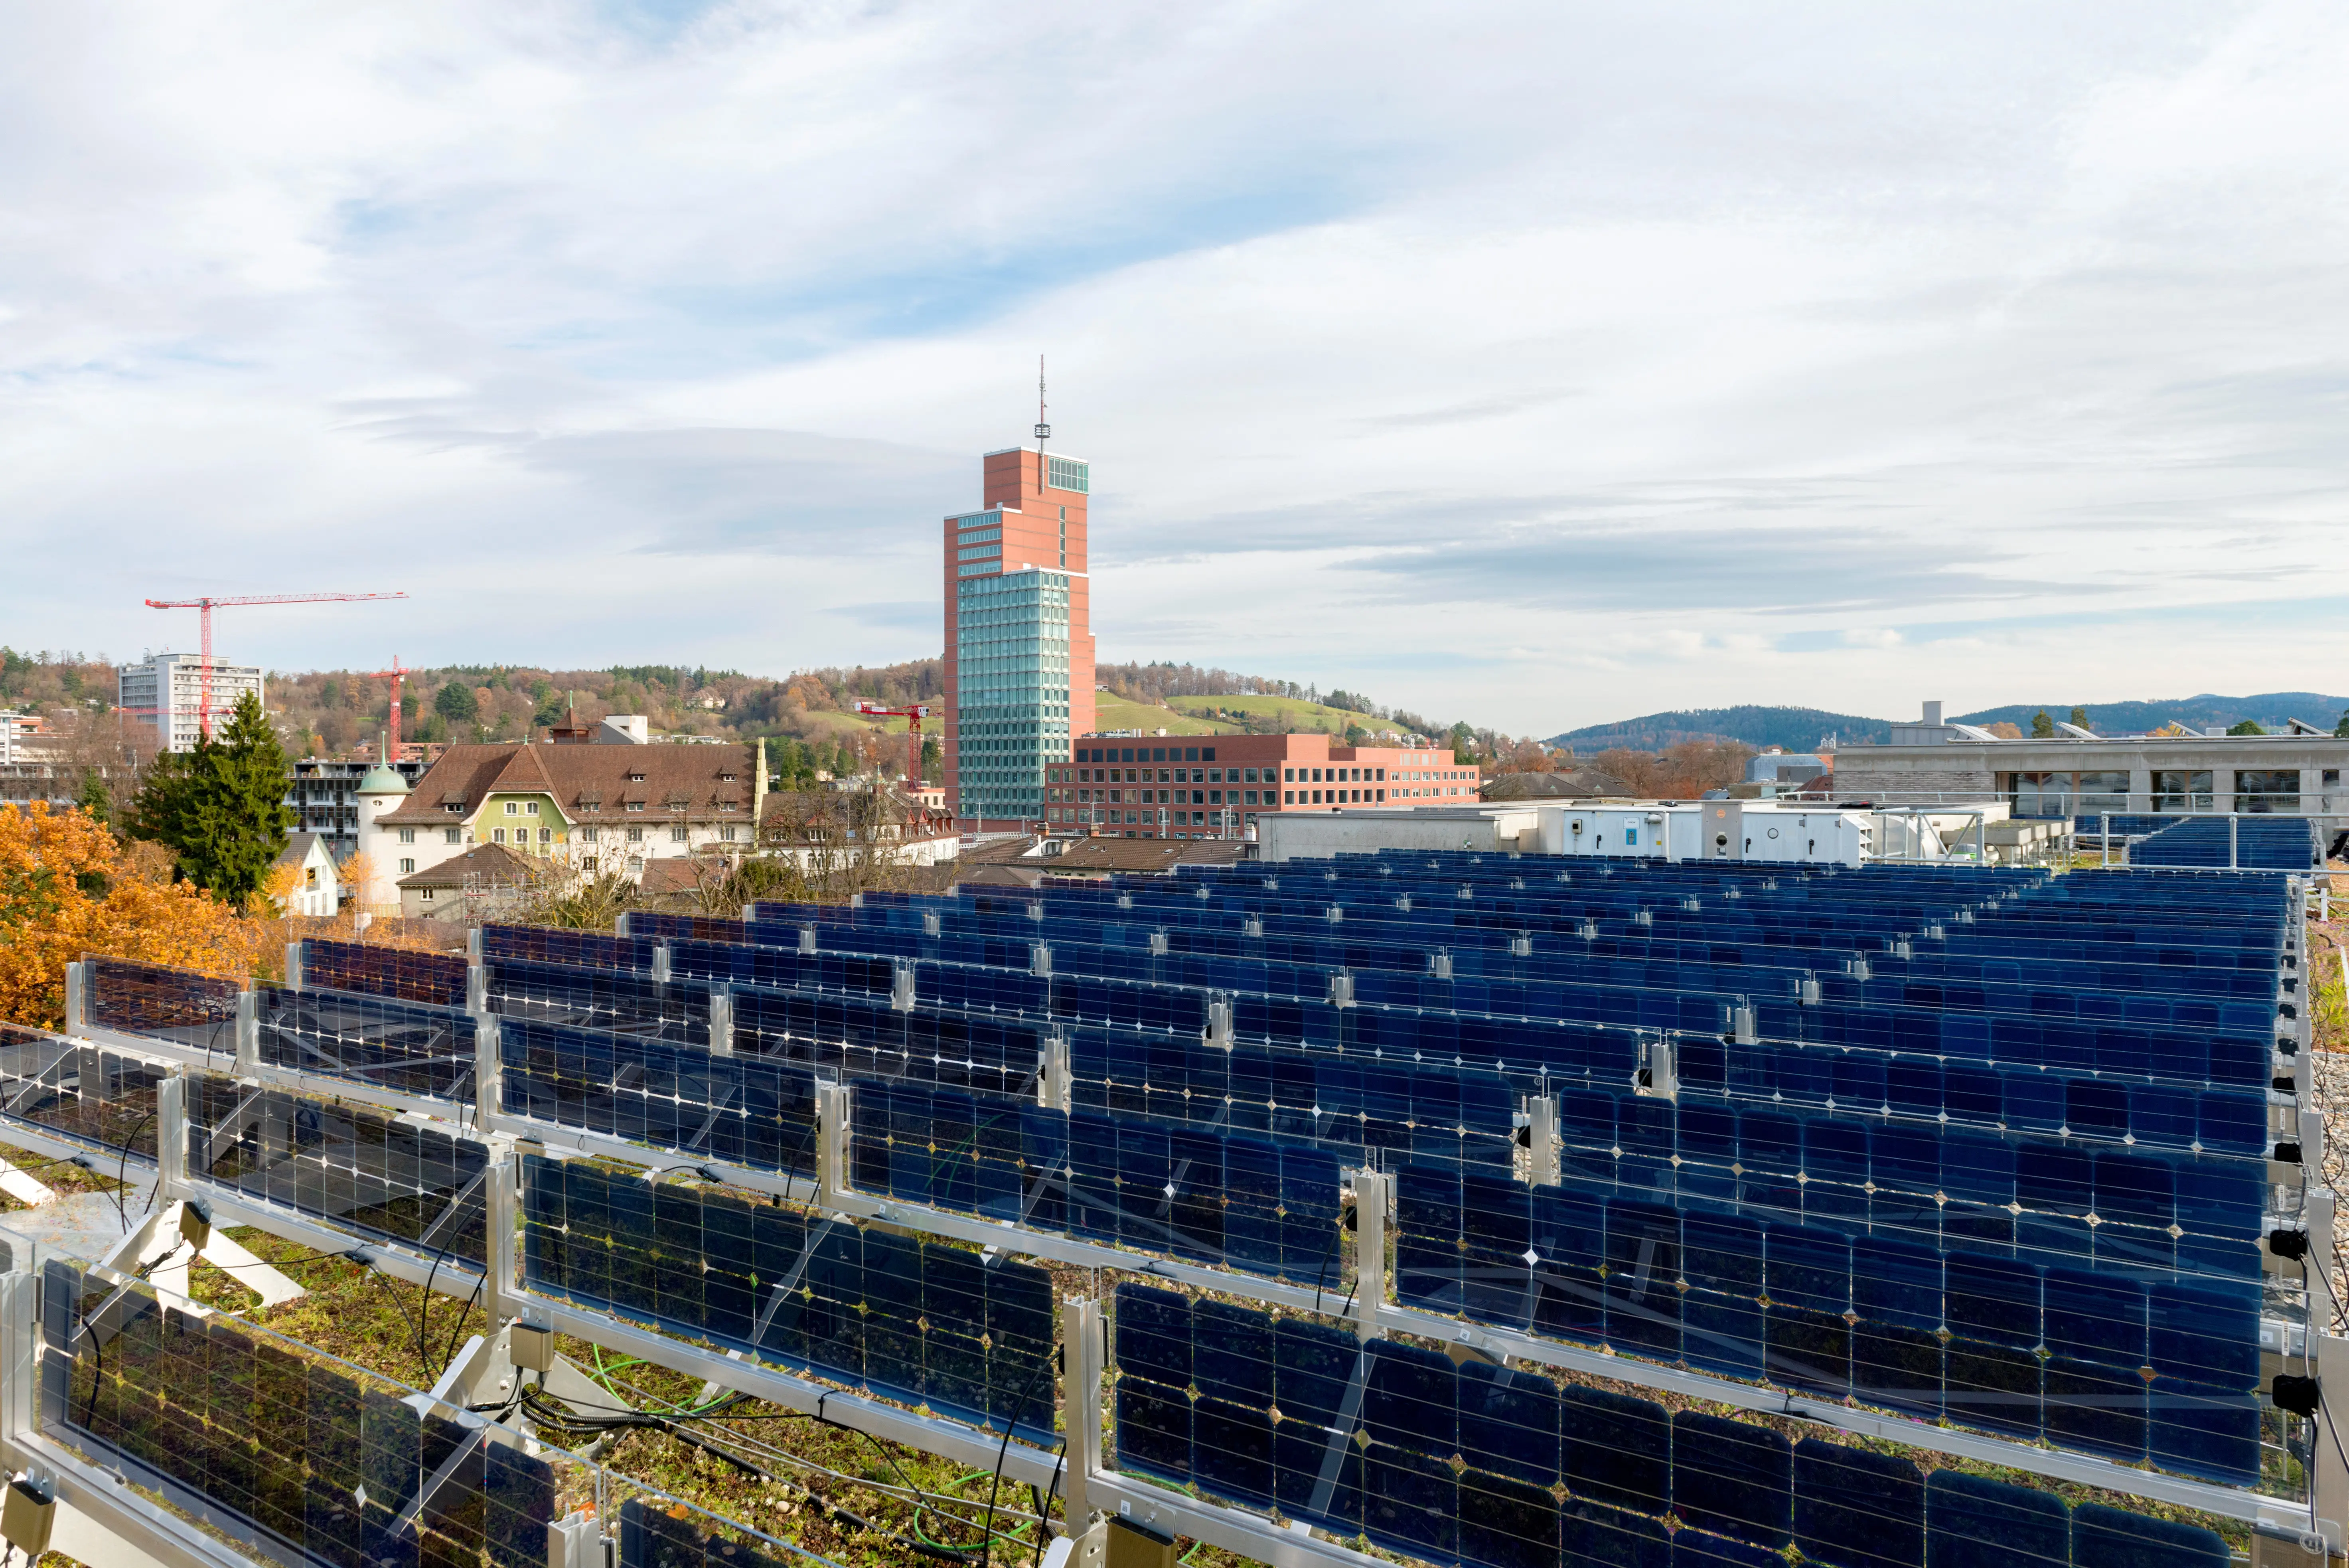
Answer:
[1046,732,1482,839]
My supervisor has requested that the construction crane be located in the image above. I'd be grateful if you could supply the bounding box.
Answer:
[853,701,931,790]
[361,656,413,758]
[143,591,407,739]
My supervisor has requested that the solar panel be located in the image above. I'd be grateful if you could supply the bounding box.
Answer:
[187,1073,489,1264]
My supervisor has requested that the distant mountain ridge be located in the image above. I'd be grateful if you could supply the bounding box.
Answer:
[1552,706,1893,753]
[1951,693,2349,735]
[1552,693,2349,754]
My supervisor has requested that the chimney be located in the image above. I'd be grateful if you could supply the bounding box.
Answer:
[1922,701,1943,727]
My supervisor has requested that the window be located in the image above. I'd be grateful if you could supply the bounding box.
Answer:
[492,828,506,843]
[305,867,318,888]
[445,827,462,844]
[539,827,552,843]
[421,887,435,902]
[527,800,541,815]
[2327,770,2342,788]
[579,827,598,843]
[2011,772,2070,819]
[671,826,689,843]
[2236,769,2301,814]
[626,802,645,812]
[581,857,598,874]
[720,824,736,842]
[398,827,415,843]
[399,857,416,873]
[627,827,644,843]
[2076,771,2129,815]
[1046,455,1090,494]
[505,802,519,815]
[2155,770,2214,812]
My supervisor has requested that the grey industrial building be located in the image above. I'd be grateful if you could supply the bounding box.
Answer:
[1827,701,2349,826]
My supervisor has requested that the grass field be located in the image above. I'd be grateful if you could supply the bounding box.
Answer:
[1164,693,1400,735]
[1089,693,1239,734]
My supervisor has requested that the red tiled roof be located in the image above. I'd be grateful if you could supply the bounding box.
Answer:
[377,742,760,827]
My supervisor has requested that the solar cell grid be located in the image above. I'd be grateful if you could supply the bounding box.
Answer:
[1107,1281,2233,1568]
[188,1074,490,1261]
[520,1154,1057,1440]
[83,955,242,1052]
[0,1030,168,1159]
[298,938,470,1009]
[47,1259,559,1567]
[255,984,482,1103]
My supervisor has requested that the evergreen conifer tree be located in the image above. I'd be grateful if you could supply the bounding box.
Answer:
[128,689,294,901]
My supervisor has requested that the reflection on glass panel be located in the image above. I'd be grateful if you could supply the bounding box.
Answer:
[2235,769,2301,814]
[2011,772,2071,819]
[2154,770,2214,812]
[2076,771,2129,814]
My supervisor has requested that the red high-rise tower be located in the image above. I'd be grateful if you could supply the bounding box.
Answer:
[942,441,1094,831]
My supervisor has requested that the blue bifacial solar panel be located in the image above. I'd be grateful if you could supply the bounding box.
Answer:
[255,985,482,1103]
[520,1155,1055,1439]
[0,1029,168,1161]
[84,956,242,1051]
[298,938,470,1009]
[189,1073,489,1263]
[47,1260,557,1566]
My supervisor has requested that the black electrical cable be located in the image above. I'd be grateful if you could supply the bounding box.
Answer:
[434,1269,487,1378]
[110,1109,155,1231]
[1033,1450,1066,1568]
[978,1348,1056,1568]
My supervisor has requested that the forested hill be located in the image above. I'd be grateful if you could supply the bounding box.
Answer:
[1552,706,1892,753]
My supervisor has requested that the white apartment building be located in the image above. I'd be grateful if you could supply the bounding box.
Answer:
[118,652,265,753]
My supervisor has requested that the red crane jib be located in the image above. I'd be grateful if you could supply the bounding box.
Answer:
[144,591,407,740]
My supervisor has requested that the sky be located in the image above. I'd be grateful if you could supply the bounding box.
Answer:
[2,1,2345,737]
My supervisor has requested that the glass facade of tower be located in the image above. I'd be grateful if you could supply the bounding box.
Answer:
[954,568,1073,821]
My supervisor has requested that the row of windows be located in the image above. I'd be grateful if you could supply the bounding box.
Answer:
[1074,745,1215,764]
[954,525,1001,545]
[2011,768,2339,814]
[956,541,1001,562]
[1052,810,1247,829]
[1048,761,1479,786]
[1051,786,1401,808]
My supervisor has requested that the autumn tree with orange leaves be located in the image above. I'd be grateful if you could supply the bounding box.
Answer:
[0,801,263,1030]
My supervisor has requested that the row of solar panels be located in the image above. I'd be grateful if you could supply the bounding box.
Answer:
[76,950,2281,1444]
[1394,1164,2264,1483]
[1110,1282,2230,1568]
[51,943,2277,1566]
[766,889,2288,1002]
[630,913,2290,1091]
[38,1258,793,1568]
[265,948,2282,1292]
[712,908,2292,1054]
[253,936,2296,1299]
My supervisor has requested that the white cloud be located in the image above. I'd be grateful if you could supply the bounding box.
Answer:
[2,0,2345,732]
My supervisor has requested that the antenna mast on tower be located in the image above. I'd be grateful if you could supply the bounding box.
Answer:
[1034,355,1050,496]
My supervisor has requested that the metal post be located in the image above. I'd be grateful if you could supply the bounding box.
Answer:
[486,1151,518,1327]
[155,1073,187,1202]
[232,990,258,1076]
[1040,1030,1072,1112]
[1351,1170,1388,1342]
[2233,814,2241,870]
[709,988,734,1056]
[2101,812,2110,869]
[1524,1095,1559,1187]
[1062,1297,1104,1525]
[651,944,672,984]
[466,962,487,1015]
[62,961,85,1036]
[284,941,304,991]
[473,1015,502,1134]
